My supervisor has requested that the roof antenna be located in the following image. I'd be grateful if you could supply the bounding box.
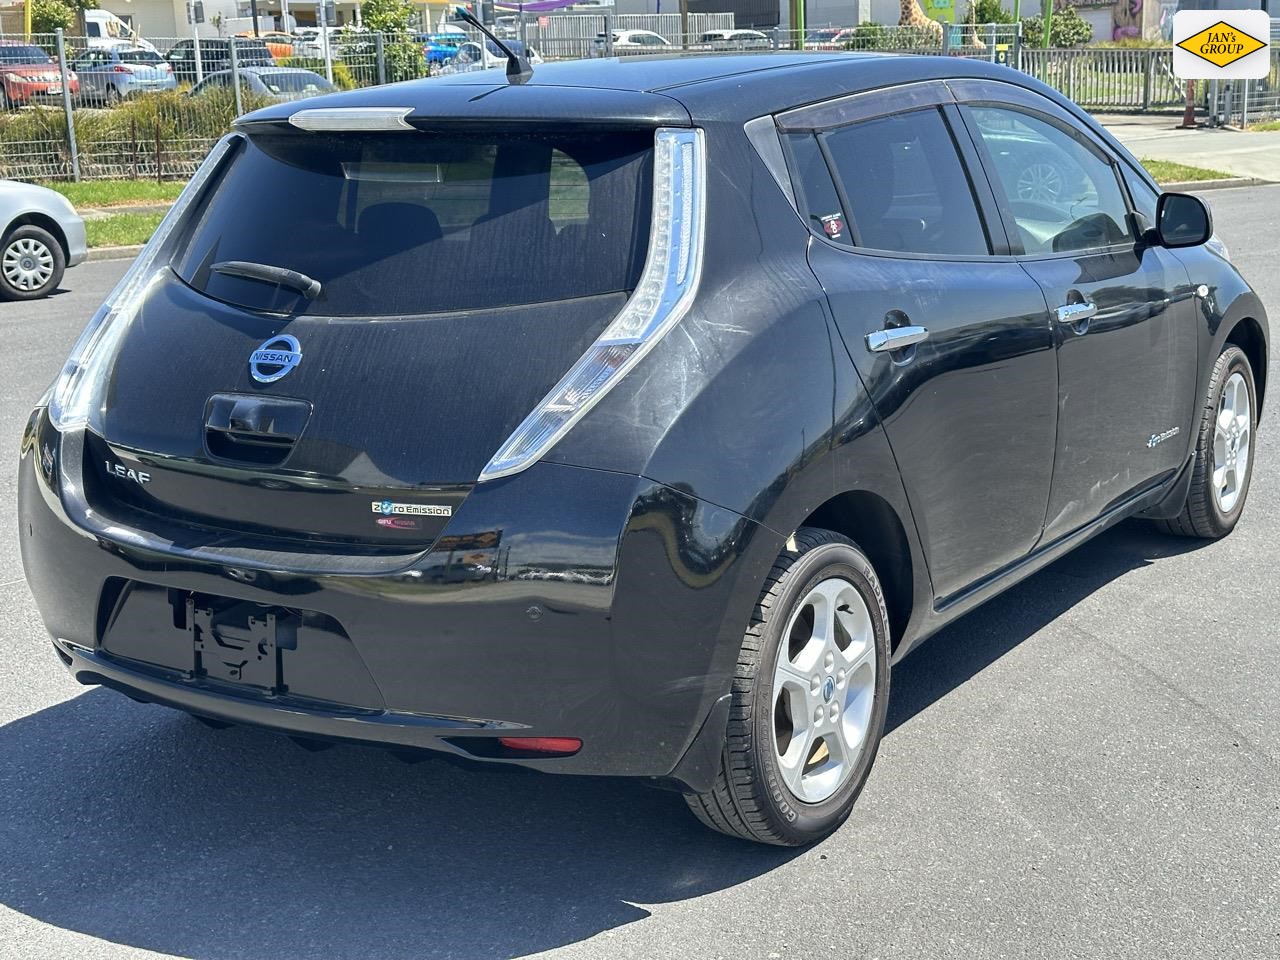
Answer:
[452,5,533,85]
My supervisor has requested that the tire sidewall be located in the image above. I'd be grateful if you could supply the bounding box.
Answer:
[749,540,891,844]
[1204,348,1256,533]
[0,225,65,301]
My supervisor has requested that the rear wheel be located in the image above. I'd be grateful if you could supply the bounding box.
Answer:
[0,224,64,301]
[1156,344,1256,538]
[684,527,890,845]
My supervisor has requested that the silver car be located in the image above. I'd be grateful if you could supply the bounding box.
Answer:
[0,180,86,300]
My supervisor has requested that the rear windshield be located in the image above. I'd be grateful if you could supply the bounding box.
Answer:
[121,49,162,64]
[174,130,654,317]
[0,45,51,64]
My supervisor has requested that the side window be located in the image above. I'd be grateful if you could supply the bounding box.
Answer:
[786,133,852,247]
[966,106,1134,255]
[822,108,991,256]
[1121,162,1159,231]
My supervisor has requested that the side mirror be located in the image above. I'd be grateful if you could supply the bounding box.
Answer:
[1155,192,1212,248]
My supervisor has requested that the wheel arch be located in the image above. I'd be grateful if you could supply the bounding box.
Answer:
[5,212,71,261]
[1223,316,1267,419]
[797,490,914,651]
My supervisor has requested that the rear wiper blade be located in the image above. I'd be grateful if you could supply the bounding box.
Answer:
[211,261,322,300]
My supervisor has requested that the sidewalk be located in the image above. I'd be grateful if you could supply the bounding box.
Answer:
[1098,113,1280,182]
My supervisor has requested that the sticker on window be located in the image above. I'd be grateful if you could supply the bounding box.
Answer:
[820,213,845,240]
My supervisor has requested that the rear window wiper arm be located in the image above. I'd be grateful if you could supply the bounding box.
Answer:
[211,261,322,300]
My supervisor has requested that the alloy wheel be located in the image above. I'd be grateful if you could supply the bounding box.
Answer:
[1212,371,1251,513]
[2,236,54,292]
[1016,162,1064,203]
[771,576,877,804]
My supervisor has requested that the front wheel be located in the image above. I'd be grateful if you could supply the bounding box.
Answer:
[0,224,65,301]
[1156,343,1257,538]
[684,527,891,845]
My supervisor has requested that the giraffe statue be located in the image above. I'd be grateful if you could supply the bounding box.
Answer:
[899,0,945,43]
[962,0,987,49]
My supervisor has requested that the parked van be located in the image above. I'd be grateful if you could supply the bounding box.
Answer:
[84,10,158,54]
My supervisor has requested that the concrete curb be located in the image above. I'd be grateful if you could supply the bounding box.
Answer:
[1160,177,1264,192]
[86,245,144,262]
[79,202,173,220]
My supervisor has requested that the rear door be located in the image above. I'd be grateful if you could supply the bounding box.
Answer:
[954,83,1199,542]
[89,125,657,549]
[783,86,1059,603]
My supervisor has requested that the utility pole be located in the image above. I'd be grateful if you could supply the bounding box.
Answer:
[249,0,260,36]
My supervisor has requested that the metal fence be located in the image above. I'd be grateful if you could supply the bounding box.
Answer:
[0,22,1270,183]
[1021,47,1186,112]
[1209,49,1280,127]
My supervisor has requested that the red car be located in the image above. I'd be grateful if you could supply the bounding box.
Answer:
[0,42,78,109]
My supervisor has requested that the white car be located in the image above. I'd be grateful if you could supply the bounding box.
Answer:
[291,27,341,59]
[590,29,670,57]
[695,29,771,50]
[0,180,86,300]
[444,39,544,72]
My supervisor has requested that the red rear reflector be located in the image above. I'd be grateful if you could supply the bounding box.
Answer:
[497,737,582,755]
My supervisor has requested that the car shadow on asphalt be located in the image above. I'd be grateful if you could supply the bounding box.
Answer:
[0,521,1208,960]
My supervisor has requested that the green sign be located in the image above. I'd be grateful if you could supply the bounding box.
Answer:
[925,0,956,23]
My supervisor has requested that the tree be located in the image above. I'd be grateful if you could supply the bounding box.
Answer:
[31,0,99,36]
[972,0,1014,26]
[1021,4,1093,47]
[338,0,424,83]
[31,0,75,34]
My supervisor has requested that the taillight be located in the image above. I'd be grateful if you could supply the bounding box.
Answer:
[478,127,706,481]
[112,65,130,73]
[497,737,582,755]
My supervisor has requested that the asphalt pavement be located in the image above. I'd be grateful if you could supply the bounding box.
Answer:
[1,186,1277,960]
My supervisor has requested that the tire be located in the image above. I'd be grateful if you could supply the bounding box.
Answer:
[1155,344,1256,539]
[684,527,891,846]
[0,224,65,301]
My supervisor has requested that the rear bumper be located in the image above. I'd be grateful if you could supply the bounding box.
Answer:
[19,408,781,790]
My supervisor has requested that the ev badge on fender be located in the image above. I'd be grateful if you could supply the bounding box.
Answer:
[249,335,303,383]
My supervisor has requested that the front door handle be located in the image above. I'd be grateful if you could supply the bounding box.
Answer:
[1054,301,1097,326]
[866,325,929,353]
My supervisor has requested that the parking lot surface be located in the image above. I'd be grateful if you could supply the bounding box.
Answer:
[1,185,1277,960]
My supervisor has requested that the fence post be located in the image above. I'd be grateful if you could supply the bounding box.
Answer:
[375,32,386,85]
[1012,21,1021,72]
[941,23,951,56]
[771,26,780,51]
[55,29,80,183]
[230,39,243,117]
[603,13,614,56]
[1141,50,1152,112]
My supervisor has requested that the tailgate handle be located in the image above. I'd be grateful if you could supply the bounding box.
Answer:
[205,394,312,464]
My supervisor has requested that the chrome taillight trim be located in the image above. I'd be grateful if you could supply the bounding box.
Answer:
[478,126,707,482]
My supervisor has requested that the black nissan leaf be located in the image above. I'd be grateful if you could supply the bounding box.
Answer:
[19,51,1268,846]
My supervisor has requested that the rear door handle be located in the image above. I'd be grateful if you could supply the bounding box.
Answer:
[866,326,929,353]
[1054,301,1097,326]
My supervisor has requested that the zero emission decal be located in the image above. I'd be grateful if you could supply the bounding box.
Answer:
[1172,10,1270,80]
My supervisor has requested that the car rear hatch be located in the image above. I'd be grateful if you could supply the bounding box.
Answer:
[84,94,682,549]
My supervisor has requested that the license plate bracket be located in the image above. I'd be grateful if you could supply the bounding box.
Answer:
[189,597,298,691]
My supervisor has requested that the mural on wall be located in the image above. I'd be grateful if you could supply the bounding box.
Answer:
[1112,0,1144,41]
